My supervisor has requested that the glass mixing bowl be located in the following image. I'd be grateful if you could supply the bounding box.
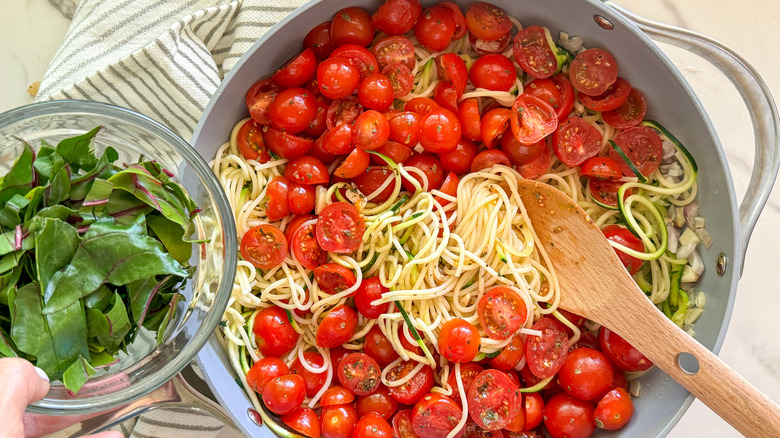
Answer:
[0,100,236,415]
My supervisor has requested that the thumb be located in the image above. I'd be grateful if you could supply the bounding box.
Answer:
[0,358,50,438]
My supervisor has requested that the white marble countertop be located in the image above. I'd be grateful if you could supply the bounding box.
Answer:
[2,0,779,436]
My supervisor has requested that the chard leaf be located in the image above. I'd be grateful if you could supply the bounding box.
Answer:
[89,350,117,368]
[43,219,186,314]
[0,265,22,306]
[86,292,131,351]
[69,147,118,201]
[128,275,180,327]
[83,285,113,310]
[55,126,100,172]
[32,143,56,184]
[35,204,76,221]
[44,153,70,206]
[0,227,35,257]
[79,179,114,221]
[32,218,80,294]
[103,190,152,225]
[23,186,45,224]
[0,327,16,358]
[0,194,30,228]
[0,141,35,203]
[147,214,192,264]
[62,355,96,393]
[0,250,23,276]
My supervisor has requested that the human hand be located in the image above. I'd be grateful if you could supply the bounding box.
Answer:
[0,358,123,438]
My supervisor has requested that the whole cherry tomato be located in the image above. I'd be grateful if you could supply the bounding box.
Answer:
[331,7,374,47]
[246,357,289,393]
[253,306,299,357]
[262,374,306,416]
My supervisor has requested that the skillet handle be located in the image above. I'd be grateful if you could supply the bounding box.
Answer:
[602,0,780,274]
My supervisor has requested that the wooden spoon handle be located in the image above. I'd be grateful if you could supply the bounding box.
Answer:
[610,306,780,437]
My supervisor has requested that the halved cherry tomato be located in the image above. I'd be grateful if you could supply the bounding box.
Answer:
[411,393,463,438]
[334,147,371,179]
[237,119,271,163]
[376,141,414,164]
[282,407,321,438]
[448,362,483,402]
[357,385,399,420]
[588,178,629,209]
[289,218,327,270]
[246,79,280,126]
[580,77,632,112]
[331,7,374,47]
[354,110,391,150]
[302,95,331,138]
[580,156,622,180]
[309,134,339,164]
[314,263,357,295]
[330,347,352,375]
[321,404,358,438]
[339,352,382,396]
[285,156,330,185]
[524,78,561,119]
[354,412,394,438]
[317,57,361,99]
[489,335,525,371]
[463,421,506,437]
[262,374,306,416]
[513,25,558,79]
[439,318,480,363]
[440,1,467,39]
[316,305,358,348]
[468,369,521,430]
[471,149,511,173]
[458,98,482,142]
[272,48,317,88]
[353,166,396,203]
[516,139,552,179]
[466,2,512,41]
[505,397,526,432]
[525,317,569,379]
[439,138,478,175]
[263,127,314,159]
[358,73,394,111]
[323,125,354,155]
[478,287,528,340]
[602,87,647,129]
[316,202,365,253]
[241,224,288,270]
[550,73,576,121]
[470,54,516,91]
[253,306,299,357]
[405,97,439,116]
[433,81,459,113]
[558,347,613,401]
[382,62,414,97]
[393,409,420,438]
[289,182,316,215]
[481,108,511,148]
[372,0,422,36]
[328,96,363,129]
[290,352,328,397]
[594,387,634,430]
[266,176,291,221]
[569,48,618,96]
[419,108,461,153]
[511,94,558,145]
[246,357,289,393]
[386,111,421,147]
[609,125,663,177]
[602,224,645,275]
[437,53,469,96]
[402,154,445,192]
[415,5,456,52]
[524,392,544,431]
[434,171,459,207]
[570,329,600,352]
[355,276,390,318]
[543,393,595,438]
[321,385,356,407]
[468,30,511,55]
[501,135,545,166]
[551,116,601,167]
[364,325,400,367]
[374,36,416,70]
[387,362,435,405]
[332,44,380,79]
[304,22,336,61]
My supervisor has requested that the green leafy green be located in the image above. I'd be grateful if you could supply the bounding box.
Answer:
[62,355,97,393]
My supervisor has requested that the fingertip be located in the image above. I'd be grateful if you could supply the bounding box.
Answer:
[33,366,50,383]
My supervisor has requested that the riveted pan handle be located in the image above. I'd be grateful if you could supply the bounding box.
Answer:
[602,0,780,275]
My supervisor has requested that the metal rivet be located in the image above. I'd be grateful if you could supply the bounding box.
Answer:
[594,15,615,30]
[247,408,263,427]
[716,253,727,276]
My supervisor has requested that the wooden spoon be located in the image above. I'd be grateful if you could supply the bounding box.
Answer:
[515,179,780,437]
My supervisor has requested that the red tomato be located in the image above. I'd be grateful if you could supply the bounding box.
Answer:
[489,335,525,371]
[290,352,328,398]
[470,54,517,91]
[477,287,528,340]
[289,218,328,270]
[357,385,398,419]
[334,147,371,179]
[316,304,358,348]
[372,0,422,36]
[455,100,481,144]
[402,154,445,192]
[304,22,336,61]
[580,156,622,180]
[471,149,511,173]
[504,398,526,432]
[262,374,306,416]
[373,36,416,70]
[285,156,329,185]
[354,110,391,150]
[246,357,289,393]
[282,407,321,438]
[543,393,596,438]
[321,404,358,438]
[387,362,435,405]
[253,306,298,357]
[525,317,569,379]
[481,108,511,148]
[602,87,647,129]
[376,141,414,164]
[316,202,365,253]
[382,62,414,97]
[332,44,379,79]
[329,347,352,376]
[524,392,544,431]
[411,393,463,438]
[352,166,396,203]
[364,326,400,367]
[569,48,618,96]
[501,135,545,166]
[433,81,459,114]
[513,26,558,79]
[268,87,316,134]
[523,78,563,122]
[437,53,469,96]
[405,97,439,116]
[302,95,331,138]
[386,111,421,147]
[265,176,291,221]
[321,385,355,407]
[434,171,459,207]
[241,224,287,270]
[594,387,634,430]
[599,366,629,401]
[246,79,279,126]
[588,178,630,209]
[465,2,512,41]
[339,352,381,396]
[272,48,317,88]
[551,116,602,167]
[439,138,478,175]
[354,412,394,438]
[468,369,522,430]
[468,30,511,56]
[570,330,600,352]
[323,125,354,155]
[317,57,361,99]
[237,119,271,163]
[314,263,357,295]
[438,318,480,363]
[511,94,558,145]
[358,74,394,111]
[609,125,664,177]
[327,96,363,129]
[580,77,632,112]
[355,276,390,318]
[602,223,645,275]
[463,421,506,437]
[419,108,461,153]
[549,73,576,121]
[309,134,339,164]
[331,7,374,47]
[263,127,314,159]
[289,183,316,216]
[516,139,553,179]
[440,2,467,39]
[557,347,613,401]
[393,409,420,438]
[415,5,456,52]
[448,362,483,402]
[398,325,422,356]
